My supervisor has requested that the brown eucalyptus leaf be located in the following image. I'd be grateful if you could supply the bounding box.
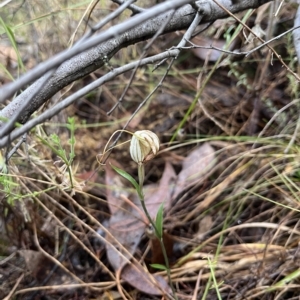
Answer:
[18,250,75,287]
[105,194,145,271]
[18,250,46,277]
[145,162,177,217]
[105,160,131,215]
[121,261,171,296]
[173,143,216,199]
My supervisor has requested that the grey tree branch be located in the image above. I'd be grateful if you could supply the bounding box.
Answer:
[0,0,273,135]
[0,48,181,148]
[0,71,54,139]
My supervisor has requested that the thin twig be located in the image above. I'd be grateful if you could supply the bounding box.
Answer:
[28,226,71,300]
[112,0,145,14]
[0,251,16,265]
[6,133,27,162]
[197,98,230,134]
[3,273,24,300]
[185,22,300,59]
[107,9,176,115]
[32,222,85,284]
[78,0,137,42]
[15,282,117,296]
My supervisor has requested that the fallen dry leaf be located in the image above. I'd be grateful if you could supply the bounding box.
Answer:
[172,143,216,200]
[145,162,177,217]
[121,261,171,296]
[105,161,131,215]
[105,190,145,270]
[18,250,75,287]
[18,250,46,278]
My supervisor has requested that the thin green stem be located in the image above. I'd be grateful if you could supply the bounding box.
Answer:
[207,257,222,300]
[137,163,176,298]
[138,163,145,188]
[139,188,177,300]
[67,165,74,189]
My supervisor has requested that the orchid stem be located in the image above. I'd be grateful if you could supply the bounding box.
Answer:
[138,163,145,190]
[138,172,178,300]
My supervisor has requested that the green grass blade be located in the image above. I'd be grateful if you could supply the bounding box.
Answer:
[0,16,26,74]
[150,263,167,270]
[155,202,164,239]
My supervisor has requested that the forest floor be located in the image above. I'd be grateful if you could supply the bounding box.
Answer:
[1,1,300,299]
